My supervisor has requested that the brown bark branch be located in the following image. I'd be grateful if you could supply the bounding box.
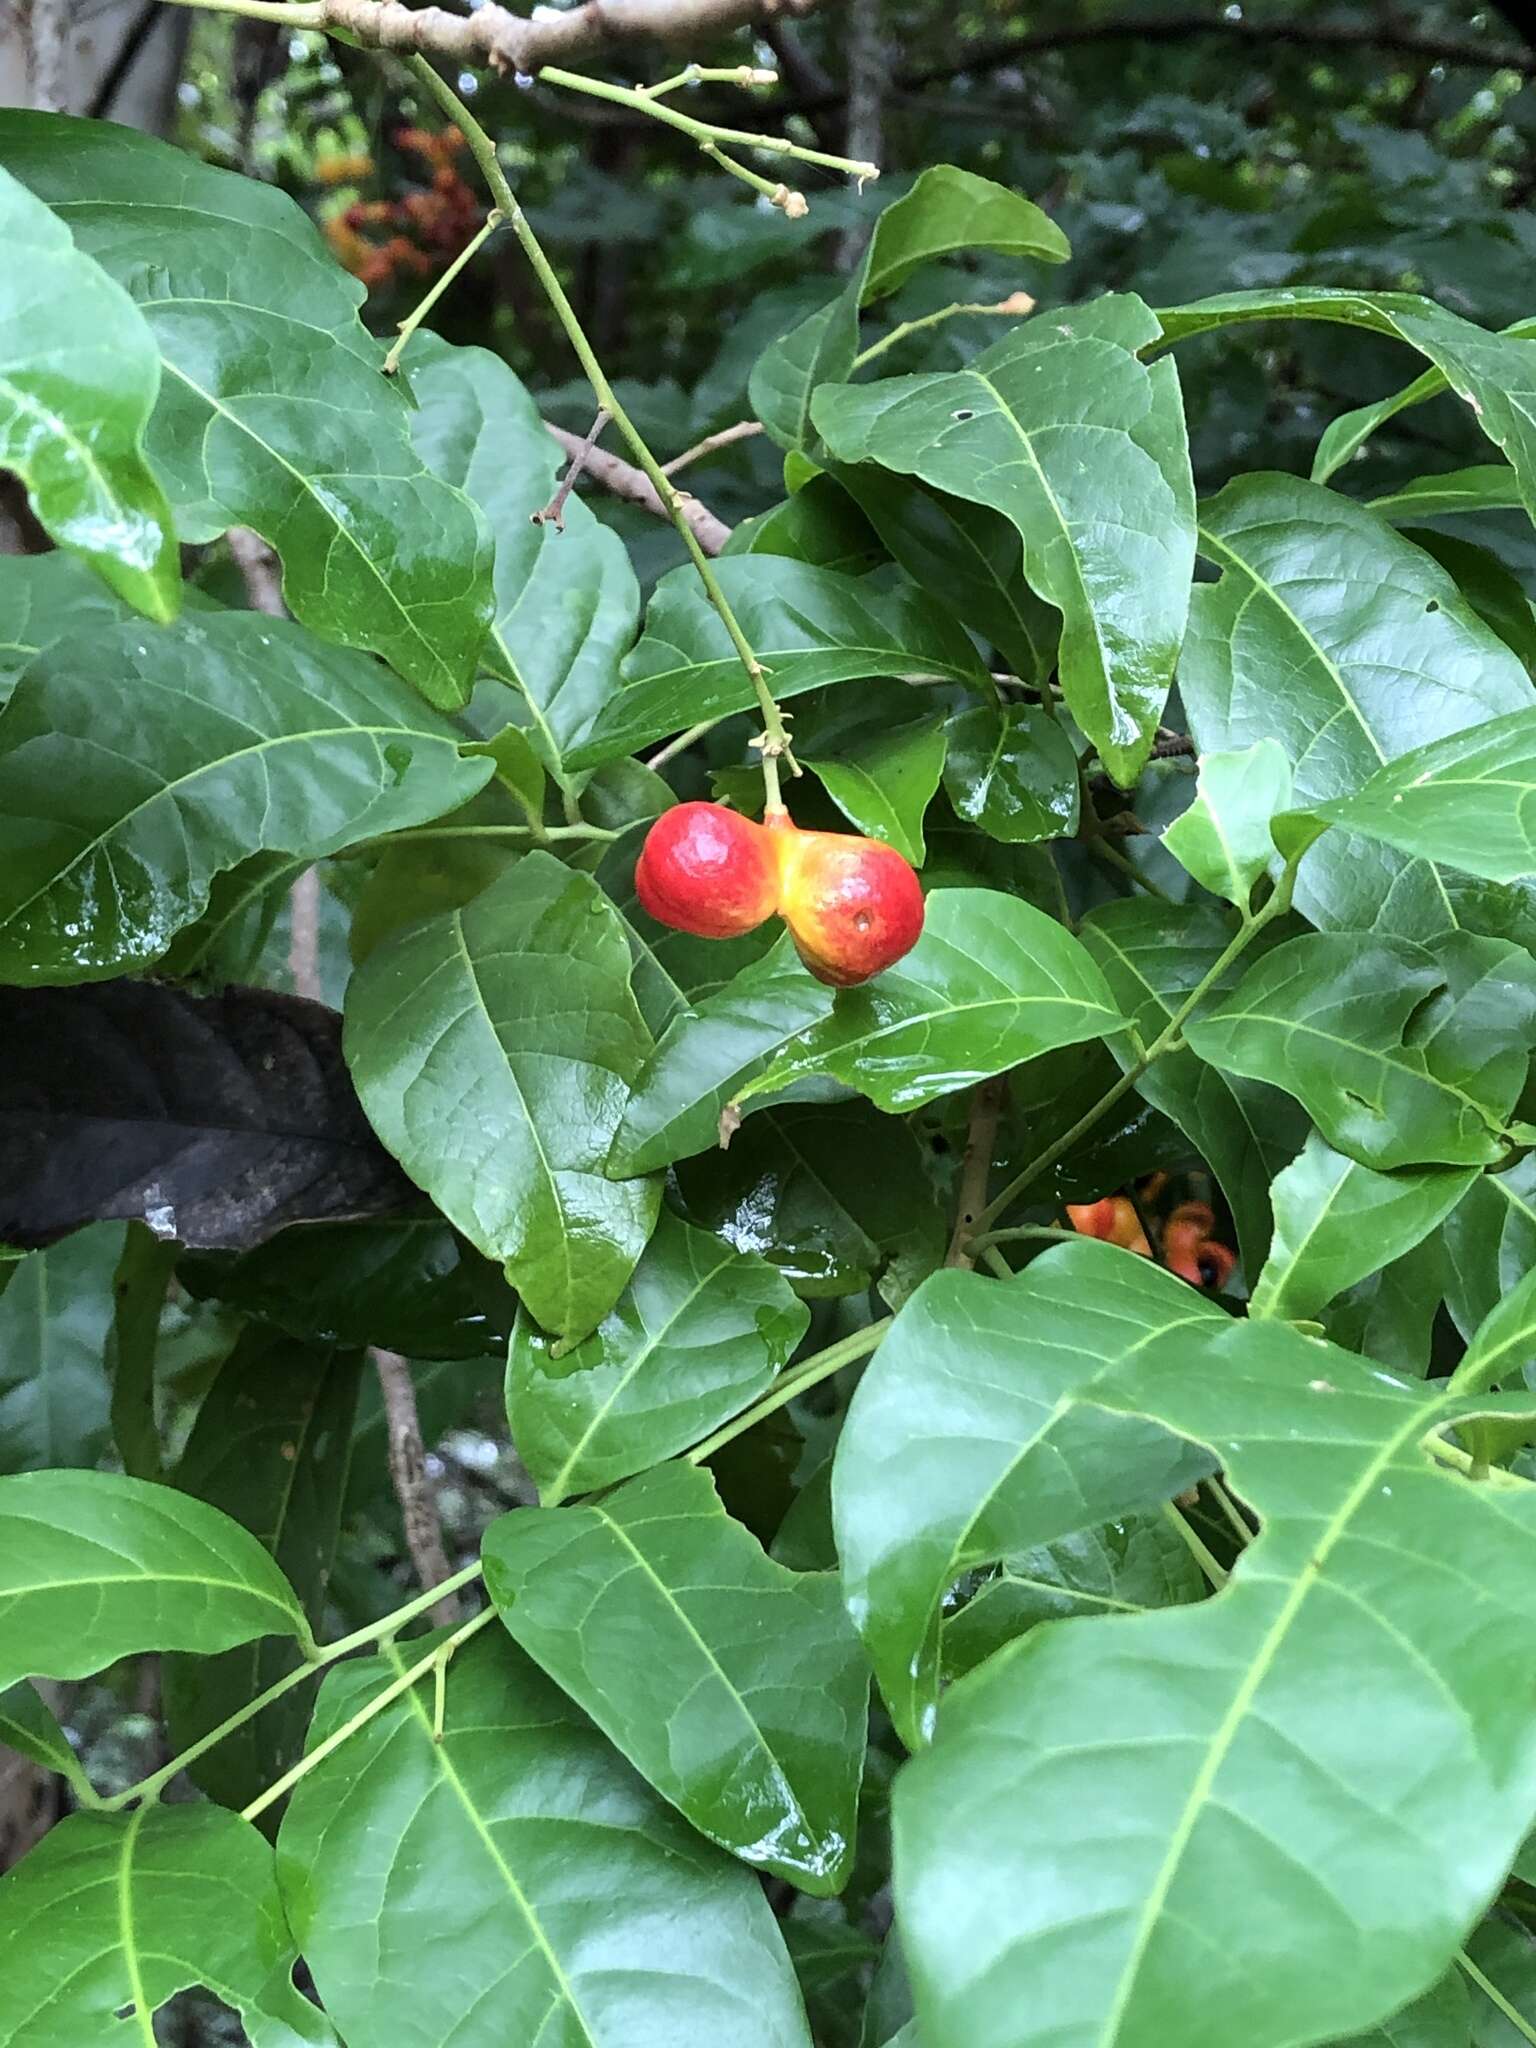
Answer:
[534,408,611,530]
[318,0,827,77]
[945,1075,1007,1270]
[372,1348,460,1629]
[544,420,733,554]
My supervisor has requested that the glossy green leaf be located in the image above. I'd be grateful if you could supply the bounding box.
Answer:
[1405,529,1536,675]
[676,1099,946,1300]
[1464,1917,1536,2047]
[609,933,833,1175]
[831,470,1059,685]
[1307,709,1536,885]
[1183,473,1534,933]
[1366,466,1524,522]
[1455,1263,1536,1394]
[1160,291,1536,516]
[278,1626,814,2048]
[806,719,947,866]
[1323,1244,1449,1380]
[0,164,177,621]
[506,1209,808,1503]
[812,295,1195,784]
[180,1215,514,1361]
[751,165,1068,452]
[941,705,1079,845]
[567,557,991,771]
[744,888,1125,1118]
[832,1238,1219,1749]
[0,553,165,703]
[1250,1132,1476,1324]
[941,1511,1207,1685]
[0,609,492,984]
[345,854,660,1343]
[1441,1157,1536,1340]
[0,113,493,704]
[163,1326,360,1813]
[0,1223,123,1474]
[0,1468,305,1694]
[894,1313,1536,2048]
[0,1804,327,2047]
[1079,898,1304,1275]
[1161,740,1292,908]
[484,1460,868,1892]
[1186,929,1536,1170]
[408,335,638,780]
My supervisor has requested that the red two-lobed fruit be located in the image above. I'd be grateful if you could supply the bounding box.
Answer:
[765,811,924,987]
[634,801,925,985]
[634,801,780,939]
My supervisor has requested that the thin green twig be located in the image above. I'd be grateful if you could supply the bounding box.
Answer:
[686,1320,890,1465]
[383,210,503,375]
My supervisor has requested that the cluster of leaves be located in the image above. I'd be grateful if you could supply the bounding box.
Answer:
[10,8,1536,2046]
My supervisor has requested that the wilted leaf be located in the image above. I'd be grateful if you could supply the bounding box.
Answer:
[0,981,411,1251]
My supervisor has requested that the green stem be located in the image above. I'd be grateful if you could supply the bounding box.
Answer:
[161,0,321,20]
[972,861,1298,1235]
[372,823,621,846]
[970,1224,1084,1252]
[403,55,796,805]
[852,296,1031,371]
[1459,1950,1536,2046]
[686,1320,891,1466]
[539,64,879,184]
[102,1560,484,1811]
[383,210,504,375]
[978,1244,1015,1281]
[1206,1475,1254,1548]
[1160,1500,1229,1591]
[242,1609,495,1824]
[1088,835,1176,904]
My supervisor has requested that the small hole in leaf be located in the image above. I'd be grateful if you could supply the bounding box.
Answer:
[951,408,975,421]
[114,2006,136,2024]
[1425,599,1440,613]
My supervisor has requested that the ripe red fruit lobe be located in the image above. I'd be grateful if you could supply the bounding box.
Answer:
[634,802,779,939]
[768,816,925,987]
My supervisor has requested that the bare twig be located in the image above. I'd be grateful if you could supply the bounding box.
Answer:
[945,1076,1007,1270]
[534,408,611,530]
[372,1349,460,1629]
[87,0,165,120]
[23,0,69,112]
[543,421,733,554]
[160,0,828,75]
[227,525,285,618]
[662,418,764,476]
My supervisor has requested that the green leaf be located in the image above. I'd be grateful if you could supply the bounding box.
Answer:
[0,1468,305,1694]
[567,558,991,771]
[0,111,493,705]
[1183,473,1534,933]
[1306,708,1536,886]
[0,1680,81,1781]
[744,888,1125,1117]
[676,1099,946,1301]
[812,295,1195,785]
[1159,291,1536,517]
[1366,466,1524,522]
[1405,528,1536,674]
[1249,1132,1476,1324]
[609,933,833,1176]
[941,1511,1207,1685]
[1323,1245,1448,1380]
[0,164,177,621]
[0,1223,123,1474]
[1080,900,1305,1276]
[162,1327,360,1813]
[894,1313,1536,2048]
[941,704,1079,845]
[484,1460,868,1893]
[1441,1158,1536,1339]
[751,166,1068,452]
[0,553,165,703]
[1456,1262,1536,1393]
[806,719,947,866]
[278,1626,814,2048]
[1161,741,1293,908]
[1186,929,1536,1170]
[830,470,1059,685]
[0,1804,327,2047]
[0,609,492,985]
[345,854,660,1342]
[832,1239,1220,1749]
[506,1209,808,1504]
[407,335,638,780]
